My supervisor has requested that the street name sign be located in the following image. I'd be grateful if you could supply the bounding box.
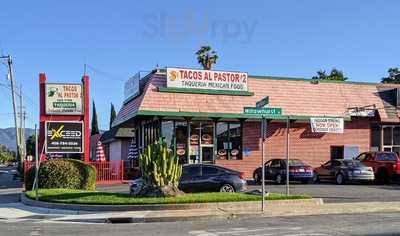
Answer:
[244,107,282,115]
[256,96,269,108]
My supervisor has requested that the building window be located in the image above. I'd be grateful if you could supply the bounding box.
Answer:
[331,146,344,160]
[175,121,188,164]
[161,120,175,152]
[216,122,242,160]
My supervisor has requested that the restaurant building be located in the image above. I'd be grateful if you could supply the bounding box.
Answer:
[110,67,400,178]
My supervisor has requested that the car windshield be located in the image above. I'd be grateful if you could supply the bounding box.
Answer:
[343,160,363,167]
[284,159,306,166]
[377,153,398,161]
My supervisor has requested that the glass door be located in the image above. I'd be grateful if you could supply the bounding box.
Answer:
[189,121,214,164]
[200,122,214,163]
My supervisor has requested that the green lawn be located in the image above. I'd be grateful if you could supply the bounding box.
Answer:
[25,189,310,205]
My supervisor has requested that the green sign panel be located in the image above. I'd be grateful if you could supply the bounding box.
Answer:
[244,107,282,115]
[256,96,269,108]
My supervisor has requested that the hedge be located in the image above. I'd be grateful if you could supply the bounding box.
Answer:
[25,159,96,191]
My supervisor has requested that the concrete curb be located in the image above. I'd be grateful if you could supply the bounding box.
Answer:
[20,193,323,212]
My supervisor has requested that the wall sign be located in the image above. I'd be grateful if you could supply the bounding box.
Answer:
[310,117,344,133]
[45,121,84,153]
[124,72,140,103]
[45,83,83,115]
[167,67,248,92]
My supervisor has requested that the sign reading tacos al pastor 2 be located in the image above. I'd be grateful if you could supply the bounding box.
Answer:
[45,121,83,153]
[45,84,83,115]
[167,67,248,92]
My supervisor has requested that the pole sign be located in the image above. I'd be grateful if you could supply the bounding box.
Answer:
[310,117,344,133]
[244,107,282,115]
[256,97,269,108]
[167,67,248,92]
[45,121,84,153]
[45,83,83,115]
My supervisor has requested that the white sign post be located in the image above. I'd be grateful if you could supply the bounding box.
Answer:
[310,118,344,133]
[167,67,248,92]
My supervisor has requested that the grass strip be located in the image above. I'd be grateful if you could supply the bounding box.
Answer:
[26,189,310,205]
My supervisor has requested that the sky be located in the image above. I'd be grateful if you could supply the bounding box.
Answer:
[0,0,399,129]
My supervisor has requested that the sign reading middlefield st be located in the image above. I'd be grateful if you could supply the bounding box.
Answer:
[45,83,83,115]
[167,67,248,92]
[45,121,84,153]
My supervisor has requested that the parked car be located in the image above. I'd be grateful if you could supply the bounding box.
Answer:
[354,152,400,183]
[130,164,247,194]
[313,159,374,184]
[253,159,313,184]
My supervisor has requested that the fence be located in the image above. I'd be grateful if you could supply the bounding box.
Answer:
[24,160,130,184]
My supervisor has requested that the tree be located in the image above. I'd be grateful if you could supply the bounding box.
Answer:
[0,145,15,164]
[91,101,99,136]
[312,68,348,81]
[196,46,218,70]
[25,134,36,157]
[381,68,400,84]
[109,103,117,129]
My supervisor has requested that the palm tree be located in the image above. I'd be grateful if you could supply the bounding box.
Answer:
[196,46,218,70]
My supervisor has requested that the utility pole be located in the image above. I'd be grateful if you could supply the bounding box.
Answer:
[1,55,20,164]
[19,85,26,162]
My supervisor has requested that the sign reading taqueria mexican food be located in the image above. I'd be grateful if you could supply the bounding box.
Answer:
[167,67,248,92]
[45,83,83,115]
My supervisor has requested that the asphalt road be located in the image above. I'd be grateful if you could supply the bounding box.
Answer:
[1,212,400,236]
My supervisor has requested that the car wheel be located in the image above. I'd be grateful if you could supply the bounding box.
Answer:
[335,173,345,185]
[220,184,235,192]
[254,173,261,183]
[313,173,319,183]
[376,169,389,184]
[275,174,283,184]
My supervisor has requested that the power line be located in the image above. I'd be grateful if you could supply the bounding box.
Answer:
[86,64,125,82]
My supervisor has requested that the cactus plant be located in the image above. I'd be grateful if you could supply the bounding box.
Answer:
[139,138,183,189]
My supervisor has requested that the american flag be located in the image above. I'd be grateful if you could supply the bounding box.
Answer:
[95,141,106,162]
[127,139,139,160]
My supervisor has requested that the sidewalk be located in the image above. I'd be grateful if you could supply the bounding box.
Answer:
[2,200,400,224]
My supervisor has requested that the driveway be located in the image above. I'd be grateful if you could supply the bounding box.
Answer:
[98,181,400,203]
[0,166,23,203]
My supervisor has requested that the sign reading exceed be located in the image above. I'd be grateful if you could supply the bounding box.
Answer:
[244,107,282,115]
[45,121,83,153]
[124,72,140,102]
[310,117,344,133]
[45,84,83,115]
[167,67,248,92]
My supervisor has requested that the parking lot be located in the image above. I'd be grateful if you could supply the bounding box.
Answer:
[97,181,400,203]
[251,182,400,203]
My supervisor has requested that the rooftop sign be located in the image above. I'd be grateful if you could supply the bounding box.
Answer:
[124,72,140,103]
[167,67,248,92]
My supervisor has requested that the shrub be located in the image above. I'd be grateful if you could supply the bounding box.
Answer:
[25,159,96,191]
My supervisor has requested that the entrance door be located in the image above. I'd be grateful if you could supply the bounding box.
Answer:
[189,121,214,164]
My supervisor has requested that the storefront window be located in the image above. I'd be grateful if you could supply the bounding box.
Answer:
[216,122,242,160]
[161,120,174,151]
[190,122,201,163]
[175,121,188,164]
